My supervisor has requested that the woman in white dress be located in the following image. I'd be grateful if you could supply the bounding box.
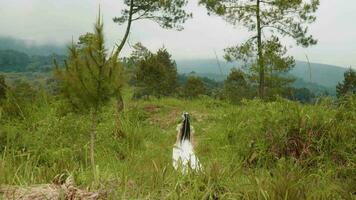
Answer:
[172,112,202,173]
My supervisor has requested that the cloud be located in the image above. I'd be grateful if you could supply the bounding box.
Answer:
[0,0,355,67]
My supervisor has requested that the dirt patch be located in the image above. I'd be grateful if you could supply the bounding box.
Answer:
[190,111,208,123]
[0,176,105,200]
[148,108,209,129]
[143,104,161,113]
[149,107,181,129]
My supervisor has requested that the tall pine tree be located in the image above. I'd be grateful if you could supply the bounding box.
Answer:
[200,0,319,98]
[54,15,124,174]
[114,0,192,54]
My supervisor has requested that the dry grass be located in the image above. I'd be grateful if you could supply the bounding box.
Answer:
[0,176,104,200]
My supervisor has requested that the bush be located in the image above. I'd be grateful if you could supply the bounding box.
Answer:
[1,80,38,119]
[221,98,353,168]
[221,68,251,103]
[182,76,206,98]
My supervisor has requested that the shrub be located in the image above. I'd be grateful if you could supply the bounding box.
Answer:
[182,76,206,98]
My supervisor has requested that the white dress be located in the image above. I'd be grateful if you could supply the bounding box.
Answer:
[172,125,202,173]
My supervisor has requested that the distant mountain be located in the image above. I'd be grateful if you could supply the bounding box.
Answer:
[0,49,66,72]
[176,59,237,75]
[0,36,348,96]
[0,36,66,56]
[176,59,347,95]
[289,61,346,88]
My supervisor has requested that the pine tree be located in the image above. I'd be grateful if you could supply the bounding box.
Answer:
[54,16,124,174]
[135,47,178,97]
[336,68,356,98]
[129,42,152,65]
[113,0,192,54]
[156,48,178,95]
[200,0,319,98]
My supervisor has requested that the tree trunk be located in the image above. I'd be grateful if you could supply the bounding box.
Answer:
[115,0,134,55]
[256,0,265,98]
[117,93,124,113]
[270,65,273,96]
[114,94,125,139]
[90,109,97,176]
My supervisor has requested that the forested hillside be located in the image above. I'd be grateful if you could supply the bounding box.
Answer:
[0,49,66,72]
[176,59,347,95]
[0,48,346,96]
[0,37,66,56]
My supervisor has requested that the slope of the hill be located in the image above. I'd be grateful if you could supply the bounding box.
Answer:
[1,90,355,199]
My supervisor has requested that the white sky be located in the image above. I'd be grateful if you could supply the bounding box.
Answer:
[0,0,355,67]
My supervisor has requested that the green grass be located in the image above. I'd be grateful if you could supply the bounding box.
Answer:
[0,90,355,199]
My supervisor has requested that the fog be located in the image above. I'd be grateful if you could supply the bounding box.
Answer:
[0,0,355,67]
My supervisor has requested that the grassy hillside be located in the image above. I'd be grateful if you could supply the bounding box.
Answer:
[1,89,355,199]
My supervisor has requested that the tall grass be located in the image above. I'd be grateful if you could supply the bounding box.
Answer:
[0,92,355,199]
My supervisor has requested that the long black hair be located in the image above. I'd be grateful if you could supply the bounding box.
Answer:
[180,113,191,143]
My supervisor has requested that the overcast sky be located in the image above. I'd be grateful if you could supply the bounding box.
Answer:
[0,0,355,67]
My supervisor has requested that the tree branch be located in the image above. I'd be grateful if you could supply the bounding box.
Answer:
[261,25,295,38]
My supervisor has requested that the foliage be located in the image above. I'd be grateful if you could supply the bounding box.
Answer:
[113,0,191,54]
[222,68,252,103]
[27,54,66,72]
[199,0,319,97]
[182,76,207,98]
[135,47,178,98]
[177,73,222,95]
[121,43,153,87]
[0,50,30,72]
[0,74,7,100]
[286,87,315,103]
[1,80,38,119]
[114,0,191,30]
[53,16,124,173]
[336,68,356,98]
[54,20,124,113]
[126,42,152,66]
[0,49,66,72]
